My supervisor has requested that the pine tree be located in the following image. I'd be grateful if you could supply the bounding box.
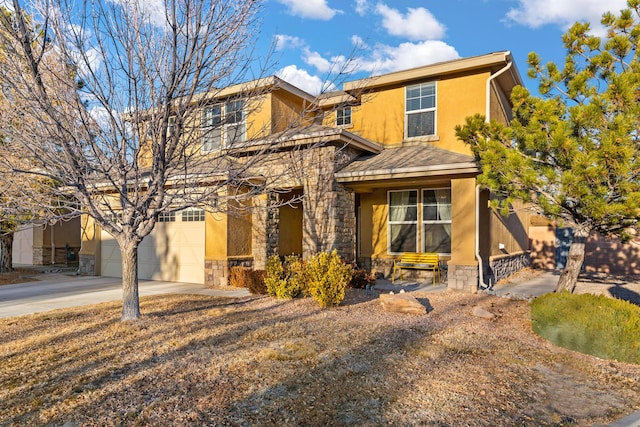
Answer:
[457,1,640,292]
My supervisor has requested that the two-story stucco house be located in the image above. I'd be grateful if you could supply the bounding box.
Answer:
[78,51,531,292]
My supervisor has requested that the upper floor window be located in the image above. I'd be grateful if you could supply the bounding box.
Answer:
[405,82,436,138]
[336,107,351,126]
[202,100,246,152]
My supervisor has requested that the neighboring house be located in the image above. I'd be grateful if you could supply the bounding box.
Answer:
[12,218,81,266]
[530,218,640,276]
[79,51,531,292]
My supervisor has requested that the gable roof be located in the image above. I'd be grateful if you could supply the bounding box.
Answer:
[231,124,382,155]
[343,51,522,92]
[335,145,480,183]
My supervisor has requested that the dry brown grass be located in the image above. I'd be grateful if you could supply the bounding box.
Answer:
[0,268,42,286]
[1,290,640,426]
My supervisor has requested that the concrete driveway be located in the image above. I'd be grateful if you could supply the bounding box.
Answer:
[0,273,250,318]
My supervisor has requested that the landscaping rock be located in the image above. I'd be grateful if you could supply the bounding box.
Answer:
[380,293,427,315]
[472,306,496,319]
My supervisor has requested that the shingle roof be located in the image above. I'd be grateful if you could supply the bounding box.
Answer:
[335,144,480,183]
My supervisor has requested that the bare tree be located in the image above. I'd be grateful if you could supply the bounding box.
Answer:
[0,0,286,319]
[0,0,366,319]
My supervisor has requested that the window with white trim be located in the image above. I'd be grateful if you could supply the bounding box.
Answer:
[387,188,452,255]
[405,82,436,138]
[388,190,418,253]
[158,212,176,222]
[422,188,451,253]
[336,107,351,126]
[202,100,246,152]
[181,208,205,222]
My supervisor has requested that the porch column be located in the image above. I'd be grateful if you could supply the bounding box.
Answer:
[251,192,279,270]
[301,146,356,262]
[448,177,479,292]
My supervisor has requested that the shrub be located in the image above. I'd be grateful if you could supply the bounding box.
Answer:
[306,250,353,307]
[349,267,376,289]
[531,292,640,364]
[285,255,308,296]
[264,255,303,299]
[228,266,253,288]
[248,270,267,295]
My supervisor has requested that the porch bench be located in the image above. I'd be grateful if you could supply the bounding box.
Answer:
[392,252,440,285]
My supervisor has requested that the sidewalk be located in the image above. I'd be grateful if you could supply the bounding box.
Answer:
[486,270,560,299]
[0,273,250,318]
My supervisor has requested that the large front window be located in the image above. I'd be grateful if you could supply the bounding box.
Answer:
[405,82,436,138]
[202,100,246,152]
[388,187,451,254]
[422,188,451,253]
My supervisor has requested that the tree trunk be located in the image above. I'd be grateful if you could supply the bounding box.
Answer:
[120,240,141,320]
[555,225,591,293]
[0,232,13,273]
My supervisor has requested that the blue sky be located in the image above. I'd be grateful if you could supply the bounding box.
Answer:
[257,0,628,95]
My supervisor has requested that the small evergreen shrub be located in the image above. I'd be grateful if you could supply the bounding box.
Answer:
[306,250,353,307]
[264,255,303,299]
[531,292,640,364]
[248,270,267,295]
[285,255,308,297]
[228,266,253,288]
[349,267,376,289]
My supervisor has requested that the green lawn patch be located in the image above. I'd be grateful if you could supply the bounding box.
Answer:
[531,292,640,364]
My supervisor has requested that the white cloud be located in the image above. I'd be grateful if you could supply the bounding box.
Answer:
[274,34,305,51]
[505,0,627,35]
[351,35,369,50]
[375,3,446,41]
[276,0,342,20]
[357,40,460,74]
[355,0,369,16]
[276,64,335,94]
[106,0,166,27]
[302,48,333,72]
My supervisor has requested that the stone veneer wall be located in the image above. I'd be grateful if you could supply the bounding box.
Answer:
[301,145,357,262]
[32,247,45,265]
[487,251,531,285]
[251,192,279,272]
[78,254,96,275]
[205,259,227,287]
[447,264,479,293]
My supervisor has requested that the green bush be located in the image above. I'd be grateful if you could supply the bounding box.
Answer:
[306,250,353,307]
[264,255,303,299]
[531,292,640,364]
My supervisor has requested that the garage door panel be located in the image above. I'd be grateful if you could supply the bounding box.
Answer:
[100,218,205,284]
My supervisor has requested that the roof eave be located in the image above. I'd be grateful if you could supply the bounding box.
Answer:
[335,162,481,183]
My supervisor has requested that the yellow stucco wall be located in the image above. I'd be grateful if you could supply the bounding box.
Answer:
[205,211,227,259]
[347,71,489,154]
[362,178,478,266]
[246,94,271,140]
[450,178,477,266]
[271,90,310,132]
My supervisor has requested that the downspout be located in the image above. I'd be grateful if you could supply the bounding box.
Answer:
[477,52,513,290]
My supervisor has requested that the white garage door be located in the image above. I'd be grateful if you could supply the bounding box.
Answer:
[101,211,205,284]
